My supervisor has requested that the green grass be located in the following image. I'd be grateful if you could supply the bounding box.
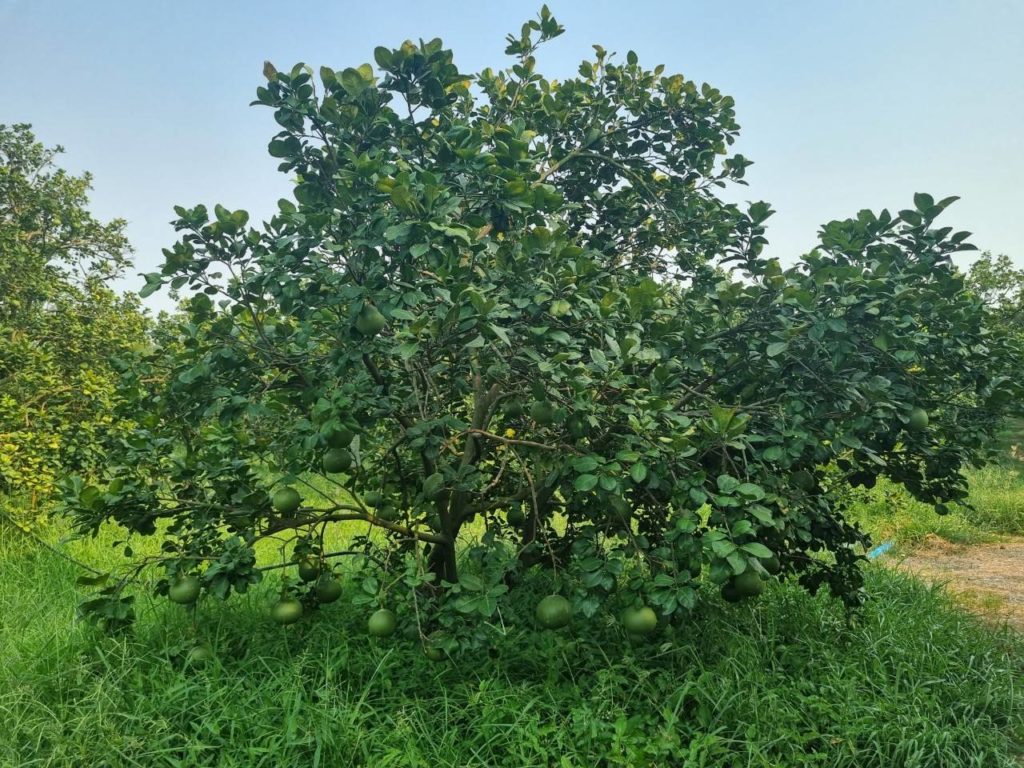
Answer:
[846,464,1024,550]
[2,523,1023,767]
[2,463,1023,766]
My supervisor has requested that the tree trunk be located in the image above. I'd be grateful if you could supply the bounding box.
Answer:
[427,536,458,584]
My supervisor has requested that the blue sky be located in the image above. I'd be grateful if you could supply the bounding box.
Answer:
[3,1,1022,310]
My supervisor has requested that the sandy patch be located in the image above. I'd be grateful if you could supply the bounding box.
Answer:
[894,534,1024,631]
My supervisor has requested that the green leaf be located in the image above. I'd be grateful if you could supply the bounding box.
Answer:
[766,341,788,357]
[839,433,863,449]
[726,551,748,574]
[741,542,773,558]
[735,482,764,500]
[373,46,394,69]
[138,274,163,298]
[716,474,740,494]
[711,538,737,558]
[396,342,419,360]
[488,323,511,346]
[572,456,599,473]
[731,520,753,536]
[459,573,483,592]
[339,67,367,97]
[268,139,290,158]
[444,226,472,245]
[574,474,599,491]
[214,204,232,224]
[384,222,411,241]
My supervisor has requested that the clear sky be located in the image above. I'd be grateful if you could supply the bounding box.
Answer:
[3,0,1022,310]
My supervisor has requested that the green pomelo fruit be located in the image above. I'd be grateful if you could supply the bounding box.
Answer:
[297,557,320,583]
[422,472,445,499]
[621,605,658,635]
[322,448,353,474]
[734,569,765,597]
[324,424,354,448]
[355,304,387,336]
[721,582,743,603]
[908,407,929,432]
[315,577,343,604]
[368,608,397,637]
[272,487,301,514]
[536,594,572,629]
[761,555,781,575]
[424,631,447,661]
[271,598,303,625]
[507,507,527,526]
[168,575,201,605]
[376,505,400,522]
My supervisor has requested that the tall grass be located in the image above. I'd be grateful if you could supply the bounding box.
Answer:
[846,465,1024,549]
[2,462,1023,766]
[966,464,1024,535]
[2,522,1022,767]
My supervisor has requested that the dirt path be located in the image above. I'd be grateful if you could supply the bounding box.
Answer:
[893,535,1024,631]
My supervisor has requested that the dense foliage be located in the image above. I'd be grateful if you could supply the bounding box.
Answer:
[0,124,147,527]
[64,10,1022,640]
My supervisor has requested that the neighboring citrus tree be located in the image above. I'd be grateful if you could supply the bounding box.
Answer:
[63,10,1022,644]
[0,124,148,529]
[965,251,1024,459]
[966,251,1023,336]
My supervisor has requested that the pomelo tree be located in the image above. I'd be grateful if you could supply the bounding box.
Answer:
[64,9,1022,641]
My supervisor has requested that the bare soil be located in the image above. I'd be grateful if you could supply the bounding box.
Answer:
[895,534,1024,631]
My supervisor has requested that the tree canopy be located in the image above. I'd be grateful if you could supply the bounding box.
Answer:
[63,10,1023,640]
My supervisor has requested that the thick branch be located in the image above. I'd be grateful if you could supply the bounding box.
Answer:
[262,508,450,545]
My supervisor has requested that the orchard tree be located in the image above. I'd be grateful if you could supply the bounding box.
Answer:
[966,251,1024,335]
[964,251,1024,459]
[64,10,1022,643]
[0,124,148,528]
